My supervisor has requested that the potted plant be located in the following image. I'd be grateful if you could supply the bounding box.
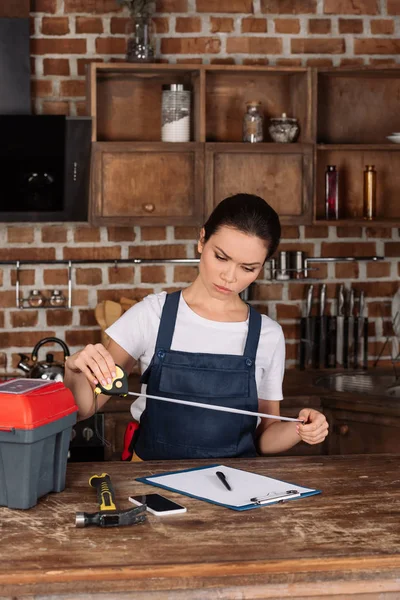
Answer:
[116,0,155,63]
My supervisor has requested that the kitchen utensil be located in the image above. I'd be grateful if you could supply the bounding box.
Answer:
[336,284,344,367]
[95,302,108,346]
[344,288,355,369]
[391,287,400,360]
[386,135,400,144]
[300,284,314,370]
[318,284,327,369]
[120,296,137,312]
[268,113,299,143]
[17,337,70,381]
[104,300,123,329]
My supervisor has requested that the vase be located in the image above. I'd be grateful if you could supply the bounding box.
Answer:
[126,15,154,63]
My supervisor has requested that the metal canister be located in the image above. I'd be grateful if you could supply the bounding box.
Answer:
[292,251,304,280]
[276,251,290,281]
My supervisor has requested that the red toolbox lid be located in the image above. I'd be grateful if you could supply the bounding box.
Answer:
[0,379,78,430]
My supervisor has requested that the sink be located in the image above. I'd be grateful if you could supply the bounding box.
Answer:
[313,373,399,397]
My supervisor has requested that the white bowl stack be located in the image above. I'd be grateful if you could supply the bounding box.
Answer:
[387,132,400,144]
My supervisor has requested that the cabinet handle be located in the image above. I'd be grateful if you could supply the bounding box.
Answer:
[143,203,155,213]
[338,424,349,436]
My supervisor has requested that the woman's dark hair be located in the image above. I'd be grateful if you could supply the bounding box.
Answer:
[203,194,281,260]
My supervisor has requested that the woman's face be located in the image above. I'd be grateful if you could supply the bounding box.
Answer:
[197,226,268,298]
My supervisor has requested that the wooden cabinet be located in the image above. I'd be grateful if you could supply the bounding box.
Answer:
[323,406,400,455]
[314,68,400,225]
[87,63,313,226]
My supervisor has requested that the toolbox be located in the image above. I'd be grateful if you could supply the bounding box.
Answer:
[0,378,77,509]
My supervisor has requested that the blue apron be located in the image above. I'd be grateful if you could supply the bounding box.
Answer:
[134,291,262,460]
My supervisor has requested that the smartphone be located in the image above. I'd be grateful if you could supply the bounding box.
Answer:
[128,493,187,516]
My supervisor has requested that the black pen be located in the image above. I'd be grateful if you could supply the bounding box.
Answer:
[216,470,232,491]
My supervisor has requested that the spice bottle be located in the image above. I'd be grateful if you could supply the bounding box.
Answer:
[161,84,191,142]
[325,165,339,220]
[363,165,377,221]
[243,101,264,143]
[28,290,45,308]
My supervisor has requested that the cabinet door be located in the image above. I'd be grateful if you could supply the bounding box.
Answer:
[205,143,313,225]
[103,411,133,461]
[325,408,400,455]
[91,142,204,226]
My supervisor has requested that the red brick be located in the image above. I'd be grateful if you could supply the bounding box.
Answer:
[211,58,236,64]
[366,227,392,239]
[0,331,56,347]
[41,225,67,243]
[242,58,269,65]
[281,322,300,340]
[324,0,379,14]
[306,58,334,66]
[31,38,86,54]
[97,288,153,302]
[210,17,234,33]
[161,37,220,54]
[63,246,121,260]
[173,266,198,282]
[141,266,166,284]
[340,58,365,66]
[227,37,282,54]
[75,101,89,116]
[370,19,395,34]
[384,242,400,257]
[321,242,376,256]
[276,58,302,66]
[241,18,267,33]
[368,301,391,318]
[274,18,300,34]
[42,101,70,115]
[337,226,363,237]
[281,226,300,239]
[79,309,97,327]
[60,80,86,97]
[107,227,135,242]
[276,303,301,319]
[156,0,187,11]
[30,0,57,13]
[77,58,103,76]
[64,0,120,13]
[108,266,135,284]
[74,226,101,243]
[11,269,35,286]
[0,0,28,16]
[355,39,400,54]
[351,281,399,297]
[0,248,55,261]
[0,350,6,368]
[11,311,39,328]
[41,16,69,35]
[291,38,345,54]
[71,289,89,306]
[47,310,73,327]
[32,79,53,97]
[141,227,166,241]
[175,17,201,33]
[43,58,70,76]
[7,226,34,244]
[66,329,101,347]
[95,37,126,54]
[129,244,187,259]
[176,58,203,64]
[197,0,253,12]
[367,261,391,278]
[387,0,400,14]
[43,269,69,285]
[261,0,316,13]
[76,268,103,286]
[277,242,315,255]
[369,58,397,65]
[252,284,283,301]
[76,16,103,34]
[338,18,363,33]
[308,18,331,34]
[153,17,169,33]
[304,225,328,238]
[174,226,199,240]
[335,262,359,279]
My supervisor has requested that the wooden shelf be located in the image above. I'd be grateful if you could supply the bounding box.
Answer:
[313,218,399,226]
[317,144,400,151]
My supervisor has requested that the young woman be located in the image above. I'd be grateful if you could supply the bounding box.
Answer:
[64,194,328,459]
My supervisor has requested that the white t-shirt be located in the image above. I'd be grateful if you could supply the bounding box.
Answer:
[106,292,285,421]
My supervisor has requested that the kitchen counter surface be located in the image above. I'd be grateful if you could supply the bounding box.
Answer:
[0,454,399,599]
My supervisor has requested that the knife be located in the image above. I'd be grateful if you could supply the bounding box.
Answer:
[336,284,344,367]
[358,290,369,370]
[344,287,355,369]
[354,290,363,370]
[300,284,314,370]
[318,284,327,369]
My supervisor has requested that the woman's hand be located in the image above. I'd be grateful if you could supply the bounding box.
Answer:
[297,409,329,445]
[65,343,117,389]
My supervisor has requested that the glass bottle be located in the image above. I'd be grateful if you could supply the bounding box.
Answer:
[161,84,191,142]
[28,290,45,308]
[243,101,264,143]
[325,165,339,220]
[363,165,377,221]
[49,289,66,307]
[126,14,154,63]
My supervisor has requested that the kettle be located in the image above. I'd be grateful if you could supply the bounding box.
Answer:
[17,337,70,381]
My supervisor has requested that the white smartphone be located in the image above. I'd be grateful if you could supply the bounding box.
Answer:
[128,493,187,516]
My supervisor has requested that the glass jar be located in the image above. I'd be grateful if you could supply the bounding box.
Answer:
[28,290,45,308]
[161,84,191,142]
[363,165,377,220]
[126,14,154,63]
[243,101,264,143]
[49,289,66,307]
[325,165,339,220]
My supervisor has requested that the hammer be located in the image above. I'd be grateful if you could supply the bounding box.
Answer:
[75,473,147,528]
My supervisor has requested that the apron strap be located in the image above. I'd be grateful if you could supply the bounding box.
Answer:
[243,306,262,360]
[155,291,181,350]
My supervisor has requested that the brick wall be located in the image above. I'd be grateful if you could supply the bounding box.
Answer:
[0,0,399,372]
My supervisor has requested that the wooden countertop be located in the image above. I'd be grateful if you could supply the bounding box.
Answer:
[1,455,400,598]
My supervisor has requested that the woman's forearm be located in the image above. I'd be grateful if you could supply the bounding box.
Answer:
[257,421,300,454]
[63,365,97,420]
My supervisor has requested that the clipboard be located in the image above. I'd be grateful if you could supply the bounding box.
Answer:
[136,464,321,511]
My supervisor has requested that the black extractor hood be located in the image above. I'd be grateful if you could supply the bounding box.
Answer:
[0,1,91,222]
